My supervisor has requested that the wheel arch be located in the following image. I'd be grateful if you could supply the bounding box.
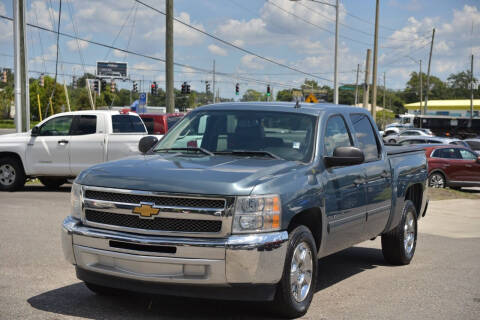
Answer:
[404,183,423,217]
[0,152,26,175]
[287,207,324,254]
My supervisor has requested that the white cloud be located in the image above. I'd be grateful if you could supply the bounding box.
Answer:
[113,50,127,58]
[66,38,89,51]
[143,12,205,46]
[241,54,265,70]
[0,3,12,43]
[27,1,58,29]
[208,44,227,56]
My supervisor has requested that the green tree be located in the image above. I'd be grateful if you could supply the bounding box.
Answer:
[276,89,293,101]
[447,71,478,99]
[241,89,265,102]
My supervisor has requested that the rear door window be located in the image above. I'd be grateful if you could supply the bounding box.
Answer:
[112,115,146,133]
[350,113,381,162]
[71,115,97,135]
[433,148,461,159]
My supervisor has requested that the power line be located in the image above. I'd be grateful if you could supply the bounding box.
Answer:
[133,0,334,83]
[103,0,137,60]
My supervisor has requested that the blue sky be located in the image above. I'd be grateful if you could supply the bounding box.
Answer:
[0,0,479,100]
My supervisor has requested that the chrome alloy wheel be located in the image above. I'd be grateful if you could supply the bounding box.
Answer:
[429,173,445,188]
[290,241,313,303]
[404,210,415,256]
[0,164,16,186]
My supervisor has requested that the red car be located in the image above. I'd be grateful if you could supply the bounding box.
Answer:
[139,113,184,135]
[424,145,480,189]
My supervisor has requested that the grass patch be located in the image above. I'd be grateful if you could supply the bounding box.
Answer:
[0,119,40,129]
[428,187,480,201]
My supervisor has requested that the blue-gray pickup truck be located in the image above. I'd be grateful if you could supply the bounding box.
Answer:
[62,102,428,318]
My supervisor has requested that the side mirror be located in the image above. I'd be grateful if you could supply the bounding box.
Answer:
[138,136,158,154]
[324,146,365,167]
[31,126,40,136]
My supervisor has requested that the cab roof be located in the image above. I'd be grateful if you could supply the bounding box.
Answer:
[195,102,368,116]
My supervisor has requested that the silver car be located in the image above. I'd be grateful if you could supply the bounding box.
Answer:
[464,139,480,155]
[384,128,434,144]
[398,137,466,146]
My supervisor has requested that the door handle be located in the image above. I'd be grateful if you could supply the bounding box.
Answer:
[58,140,69,145]
[353,177,366,186]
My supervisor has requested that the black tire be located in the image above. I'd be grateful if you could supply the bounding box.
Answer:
[273,225,318,319]
[84,282,119,296]
[0,156,26,191]
[428,172,446,188]
[39,177,67,189]
[381,200,418,265]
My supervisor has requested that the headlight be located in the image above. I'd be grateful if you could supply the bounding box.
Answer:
[70,182,83,219]
[232,195,281,233]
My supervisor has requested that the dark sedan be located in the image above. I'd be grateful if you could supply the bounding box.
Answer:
[424,145,480,189]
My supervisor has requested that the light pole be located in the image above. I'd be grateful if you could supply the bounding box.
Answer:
[290,0,339,104]
[407,56,422,110]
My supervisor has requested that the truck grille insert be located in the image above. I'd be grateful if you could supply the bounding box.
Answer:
[84,190,226,209]
[85,209,222,233]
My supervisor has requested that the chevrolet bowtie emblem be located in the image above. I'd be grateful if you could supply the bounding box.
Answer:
[133,203,160,218]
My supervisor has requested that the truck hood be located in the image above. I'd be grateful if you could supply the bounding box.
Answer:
[0,132,30,142]
[76,154,300,196]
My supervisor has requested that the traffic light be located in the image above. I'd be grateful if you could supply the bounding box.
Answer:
[39,74,44,87]
[101,80,107,92]
[151,83,155,95]
[186,83,191,94]
[205,81,210,93]
[133,81,138,93]
[181,82,186,94]
[111,80,116,93]
[93,80,99,93]
[2,70,6,83]
[153,81,158,95]
[72,76,77,89]
[266,84,271,96]
[235,83,239,95]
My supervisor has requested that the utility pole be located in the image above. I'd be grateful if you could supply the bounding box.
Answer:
[419,60,423,110]
[424,28,435,115]
[354,63,360,105]
[371,0,380,121]
[363,49,371,110]
[13,0,30,132]
[470,54,474,127]
[212,60,216,103]
[333,0,339,104]
[165,0,174,113]
[383,72,386,129]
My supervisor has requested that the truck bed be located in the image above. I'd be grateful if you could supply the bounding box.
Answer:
[385,145,424,156]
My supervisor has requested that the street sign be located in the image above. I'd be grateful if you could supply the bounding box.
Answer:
[96,61,128,78]
[139,92,147,105]
[340,85,355,91]
[305,93,318,103]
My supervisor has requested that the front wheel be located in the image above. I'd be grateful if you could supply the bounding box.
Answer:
[273,226,317,318]
[381,200,417,265]
[0,157,26,191]
[428,172,446,188]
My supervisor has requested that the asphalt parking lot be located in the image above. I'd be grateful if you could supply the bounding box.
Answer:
[0,186,479,320]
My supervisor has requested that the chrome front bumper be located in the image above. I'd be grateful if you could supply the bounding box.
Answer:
[62,216,288,285]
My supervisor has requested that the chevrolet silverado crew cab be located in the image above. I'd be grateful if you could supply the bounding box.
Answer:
[0,110,160,191]
[62,102,428,318]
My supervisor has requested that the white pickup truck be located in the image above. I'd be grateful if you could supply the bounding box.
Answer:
[0,110,159,191]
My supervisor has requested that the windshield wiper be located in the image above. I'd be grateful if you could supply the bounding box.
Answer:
[214,150,283,160]
[155,147,214,156]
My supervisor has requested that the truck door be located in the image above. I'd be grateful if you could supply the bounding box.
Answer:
[26,115,73,176]
[69,114,105,175]
[349,113,392,239]
[323,114,367,254]
[107,114,147,161]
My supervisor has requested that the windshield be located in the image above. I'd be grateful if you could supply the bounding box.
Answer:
[154,110,317,162]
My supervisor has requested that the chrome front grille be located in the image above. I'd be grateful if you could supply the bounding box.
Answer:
[85,209,223,233]
[84,190,226,209]
[81,186,233,237]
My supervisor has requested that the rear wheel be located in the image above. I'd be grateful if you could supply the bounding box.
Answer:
[381,200,417,265]
[0,157,26,191]
[428,172,445,188]
[39,177,68,189]
[273,225,317,318]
